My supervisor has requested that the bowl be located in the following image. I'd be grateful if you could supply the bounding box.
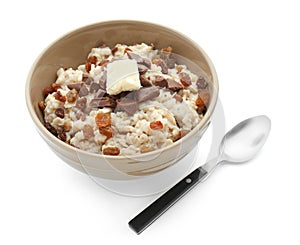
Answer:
[25,20,218,180]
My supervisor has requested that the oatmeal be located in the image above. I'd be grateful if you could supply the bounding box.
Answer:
[39,43,210,155]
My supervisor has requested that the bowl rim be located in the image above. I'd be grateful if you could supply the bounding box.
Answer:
[25,19,219,160]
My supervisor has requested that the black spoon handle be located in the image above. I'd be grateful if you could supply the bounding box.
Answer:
[128,167,208,234]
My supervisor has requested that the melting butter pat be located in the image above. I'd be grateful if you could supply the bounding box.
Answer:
[106,59,141,95]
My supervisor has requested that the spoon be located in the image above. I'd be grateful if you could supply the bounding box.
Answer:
[128,115,271,234]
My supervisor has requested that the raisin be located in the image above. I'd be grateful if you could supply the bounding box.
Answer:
[85,62,92,72]
[150,121,163,130]
[103,147,120,156]
[56,126,64,134]
[51,83,61,91]
[55,108,65,118]
[75,97,87,110]
[95,113,111,128]
[83,125,94,139]
[44,122,57,136]
[179,72,192,87]
[38,101,46,111]
[99,127,113,140]
[111,46,118,55]
[175,130,190,141]
[195,91,210,114]
[124,47,132,54]
[199,90,210,105]
[58,132,67,142]
[53,91,66,103]
[179,130,190,138]
[161,46,173,53]
[195,95,205,108]
[98,59,109,67]
[87,56,98,65]
[43,86,54,97]
[66,89,78,103]
[82,74,89,82]
[200,106,207,115]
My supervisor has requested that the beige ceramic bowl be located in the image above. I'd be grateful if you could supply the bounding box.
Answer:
[25,20,218,180]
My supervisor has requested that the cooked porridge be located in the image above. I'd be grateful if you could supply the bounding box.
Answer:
[39,43,210,155]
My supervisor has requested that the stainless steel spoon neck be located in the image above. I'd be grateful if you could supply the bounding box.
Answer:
[200,156,224,182]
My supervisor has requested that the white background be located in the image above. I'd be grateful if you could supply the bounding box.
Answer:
[1,0,299,244]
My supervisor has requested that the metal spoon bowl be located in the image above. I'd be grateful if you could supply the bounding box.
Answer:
[203,115,271,179]
[129,115,271,234]
[222,115,271,163]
